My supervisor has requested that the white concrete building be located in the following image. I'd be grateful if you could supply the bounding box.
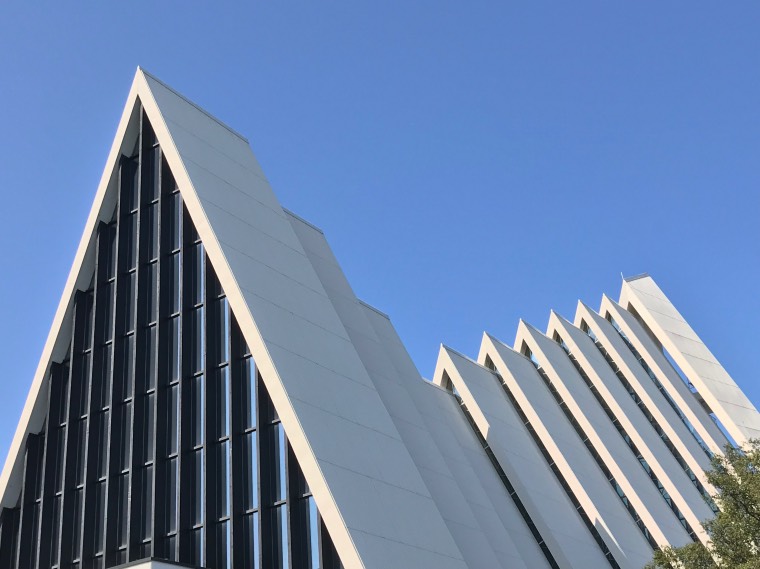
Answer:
[0,69,756,569]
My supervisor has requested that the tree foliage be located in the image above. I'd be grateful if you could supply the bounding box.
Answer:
[646,440,760,569]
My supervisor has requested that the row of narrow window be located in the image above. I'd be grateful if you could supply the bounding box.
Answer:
[441,373,561,569]
[0,109,343,569]
[521,343,660,552]
[552,332,700,541]
[580,320,719,514]
[479,357,623,569]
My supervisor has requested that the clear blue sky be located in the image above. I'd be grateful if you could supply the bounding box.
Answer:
[0,3,758,459]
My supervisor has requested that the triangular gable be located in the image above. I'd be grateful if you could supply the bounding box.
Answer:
[1,68,466,569]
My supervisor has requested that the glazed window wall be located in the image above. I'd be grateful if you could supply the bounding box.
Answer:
[0,108,342,569]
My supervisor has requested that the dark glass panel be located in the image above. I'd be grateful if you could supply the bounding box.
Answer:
[166,457,178,533]
[189,243,205,307]
[244,357,256,430]
[141,466,153,539]
[213,366,230,440]
[190,527,203,566]
[274,505,289,569]
[142,392,155,463]
[123,159,139,212]
[215,521,230,569]
[74,352,91,417]
[143,146,160,204]
[274,423,287,503]
[73,418,86,486]
[121,334,134,399]
[118,402,132,472]
[93,344,112,410]
[170,253,181,314]
[211,297,229,366]
[123,213,138,270]
[146,202,159,260]
[168,192,181,252]
[191,449,204,525]
[122,272,136,334]
[142,263,159,324]
[169,315,181,381]
[308,497,320,569]
[54,426,66,491]
[167,384,179,455]
[72,488,83,559]
[190,374,204,447]
[95,410,109,479]
[244,513,260,569]
[93,481,106,554]
[191,308,204,374]
[164,535,177,562]
[55,363,70,425]
[142,324,157,391]
[215,441,230,518]
[244,431,259,511]
[50,495,62,567]
[106,222,117,280]
[82,292,94,349]
[98,281,114,341]
[116,474,129,548]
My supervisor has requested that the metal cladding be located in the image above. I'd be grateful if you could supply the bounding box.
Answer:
[1,70,758,569]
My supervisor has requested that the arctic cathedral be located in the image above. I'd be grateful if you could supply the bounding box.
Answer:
[0,69,757,569]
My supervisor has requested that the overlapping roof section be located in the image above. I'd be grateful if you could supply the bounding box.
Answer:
[2,68,756,569]
[0,68,470,569]
[433,274,759,569]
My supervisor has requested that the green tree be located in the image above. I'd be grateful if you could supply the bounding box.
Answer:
[646,440,760,569]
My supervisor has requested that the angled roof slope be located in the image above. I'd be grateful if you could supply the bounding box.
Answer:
[0,68,468,569]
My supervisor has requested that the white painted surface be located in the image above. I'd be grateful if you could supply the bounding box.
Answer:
[548,313,707,546]
[620,275,760,445]
[441,341,610,569]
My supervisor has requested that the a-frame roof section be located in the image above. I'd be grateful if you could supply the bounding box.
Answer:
[1,68,467,569]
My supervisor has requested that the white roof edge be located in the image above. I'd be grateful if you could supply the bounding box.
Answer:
[0,71,143,508]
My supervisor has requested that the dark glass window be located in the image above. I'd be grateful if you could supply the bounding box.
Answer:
[244,357,256,430]
[142,263,158,324]
[167,384,179,455]
[170,253,181,314]
[191,308,204,373]
[274,423,287,503]
[191,449,204,526]
[244,513,260,569]
[0,114,344,569]
[168,192,181,252]
[190,374,204,447]
[213,366,230,439]
[145,204,159,263]
[245,431,259,511]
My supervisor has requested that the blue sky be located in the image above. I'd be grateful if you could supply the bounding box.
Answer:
[0,3,758,458]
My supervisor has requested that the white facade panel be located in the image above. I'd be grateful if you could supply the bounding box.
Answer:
[548,313,708,546]
[620,276,760,444]
[441,343,610,569]
[602,297,730,455]
[513,324,655,568]
[5,68,756,569]
[288,213,526,569]
[575,303,717,493]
